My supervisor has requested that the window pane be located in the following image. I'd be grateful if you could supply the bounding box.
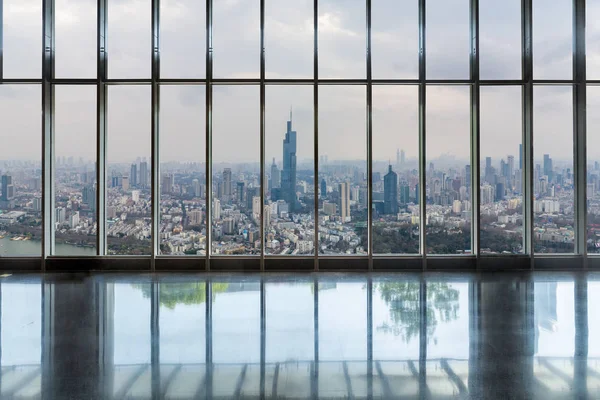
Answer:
[159,282,207,398]
[372,0,418,79]
[212,279,260,398]
[55,0,97,78]
[265,0,313,78]
[318,0,366,79]
[426,0,469,80]
[0,85,41,257]
[426,85,471,255]
[533,281,575,394]
[213,0,260,78]
[480,0,521,80]
[1,283,42,398]
[3,0,42,78]
[533,0,572,79]
[533,86,574,253]
[372,85,419,254]
[107,86,152,255]
[265,86,314,255]
[319,281,367,398]
[112,283,151,398]
[372,278,420,397]
[480,87,524,254]
[318,86,367,255]
[54,85,97,256]
[212,86,260,255]
[160,0,205,78]
[159,86,206,256]
[107,0,151,78]
[425,281,469,394]
[587,1,600,80]
[588,87,600,253]
[589,280,600,358]
[265,281,313,397]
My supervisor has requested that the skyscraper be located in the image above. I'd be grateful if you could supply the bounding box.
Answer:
[543,154,553,180]
[140,161,149,188]
[338,182,350,221]
[130,164,138,187]
[1,174,15,201]
[401,149,406,165]
[237,181,245,203]
[223,168,232,201]
[192,179,201,197]
[400,183,410,204]
[83,184,96,212]
[383,165,399,214]
[161,174,174,194]
[269,158,280,190]
[281,110,297,212]
[320,178,327,198]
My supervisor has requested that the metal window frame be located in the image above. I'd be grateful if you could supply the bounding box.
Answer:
[0,0,594,272]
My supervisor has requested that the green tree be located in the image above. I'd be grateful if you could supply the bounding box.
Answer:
[134,282,230,309]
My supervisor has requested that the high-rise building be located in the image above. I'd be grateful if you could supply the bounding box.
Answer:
[213,198,221,220]
[383,165,399,215]
[543,154,553,180]
[237,182,245,204]
[401,149,406,165]
[83,184,96,212]
[56,207,66,224]
[338,182,351,221]
[465,165,471,188]
[33,197,42,212]
[320,178,327,198]
[122,176,130,191]
[69,212,80,228]
[269,158,280,190]
[192,179,202,197]
[281,110,297,212]
[264,205,271,229]
[140,161,149,188]
[400,183,410,204]
[131,190,140,203]
[223,168,233,201]
[190,209,203,225]
[1,174,15,201]
[252,196,261,221]
[161,174,174,194]
[519,144,523,170]
[130,164,138,187]
[495,182,505,201]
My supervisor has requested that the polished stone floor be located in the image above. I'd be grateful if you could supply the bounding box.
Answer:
[0,271,597,399]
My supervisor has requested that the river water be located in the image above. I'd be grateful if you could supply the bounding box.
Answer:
[0,237,96,257]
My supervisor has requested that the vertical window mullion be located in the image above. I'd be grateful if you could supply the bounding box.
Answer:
[259,0,265,270]
[522,0,534,260]
[313,0,319,270]
[366,0,373,267]
[97,0,107,256]
[418,0,427,264]
[205,0,213,269]
[151,0,159,267]
[470,0,480,259]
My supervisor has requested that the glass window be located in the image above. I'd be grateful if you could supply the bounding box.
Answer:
[372,85,420,254]
[371,0,418,79]
[318,86,367,255]
[265,281,314,397]
[3,0,42,78]
[589,280,600,360]
[0,283,42,399]
[264,86,314,255]
[265,0,313,78]
[159,85,206,256]
[212,279,260,398]
[319,281,367,398]
[479,86,524,254]
[425,281,469,396]
[426,0,470,80]
[588,87,600,254]
[425,85,471,255]
[0,85,41,257]
[111,283,152,398]
[159,282,207,398]
[318,0,366,79]
[160,0,206,78]
[107,0,151,78]
[533,0,572,79]
[213,0,260,79]
[212,86,260,256]
[479,0,521,80]
[372,278,420,397]
[533,86,574,254]
[587,1,600,80]
[106,86,152,255]
[533,281,575,394]
[55,0,97,78]
[54,85,97,256]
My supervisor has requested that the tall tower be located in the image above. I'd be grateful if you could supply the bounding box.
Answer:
[281,109,297,212]
[130,163,138,187]
[338,182,351,221]
[1,174,14,201]
[223,168,232,201]
[269,158,280,190]
[140,161,148,188]
[383,165,399,214]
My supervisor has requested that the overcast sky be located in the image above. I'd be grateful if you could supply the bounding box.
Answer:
[0,0,595,166]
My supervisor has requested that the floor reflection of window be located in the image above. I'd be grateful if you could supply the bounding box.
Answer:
[426,281,469,397]
[265,281,314,398]
[0,283,42,399]
[372,279,421,397]
[588,280,600,394]
[318,281,368,398]
[533,281,575,397]
[158,282,207,398]
[112,283,151,399]
[212,280,260,398]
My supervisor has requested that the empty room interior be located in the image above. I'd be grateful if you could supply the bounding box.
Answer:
[0,0,599,398]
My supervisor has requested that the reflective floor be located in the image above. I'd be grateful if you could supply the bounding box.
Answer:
[0,272,597,399]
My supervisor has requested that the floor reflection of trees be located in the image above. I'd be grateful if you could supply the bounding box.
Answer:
[377,282,460,344]
[134,283,230,309]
